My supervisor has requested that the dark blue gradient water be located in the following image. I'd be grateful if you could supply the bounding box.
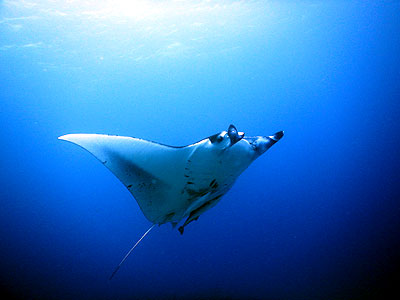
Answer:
[1,1,399,299]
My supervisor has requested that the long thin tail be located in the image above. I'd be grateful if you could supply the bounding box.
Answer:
[109,224,156,280]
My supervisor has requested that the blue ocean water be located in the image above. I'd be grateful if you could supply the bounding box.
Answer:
[1,1,399,299]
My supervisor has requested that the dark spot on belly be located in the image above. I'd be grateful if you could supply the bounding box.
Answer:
[209,179,218,189]
[127,184,132,188]
[186,187,208,198]
[187,181,194,184]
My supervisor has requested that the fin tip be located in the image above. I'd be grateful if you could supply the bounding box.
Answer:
[58,134,73,141]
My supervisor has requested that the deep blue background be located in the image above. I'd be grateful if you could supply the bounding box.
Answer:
[1,1,399,299]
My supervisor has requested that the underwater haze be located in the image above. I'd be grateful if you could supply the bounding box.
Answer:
[1,1,399,299]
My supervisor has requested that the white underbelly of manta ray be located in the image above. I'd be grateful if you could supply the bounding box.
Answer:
[59,124,283,279]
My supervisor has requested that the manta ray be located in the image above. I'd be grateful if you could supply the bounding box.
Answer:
[59,125,283,279]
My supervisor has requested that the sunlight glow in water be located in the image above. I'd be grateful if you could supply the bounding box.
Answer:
[1,0,261,67]
[1,0,399,298]
[3,0,252,21]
